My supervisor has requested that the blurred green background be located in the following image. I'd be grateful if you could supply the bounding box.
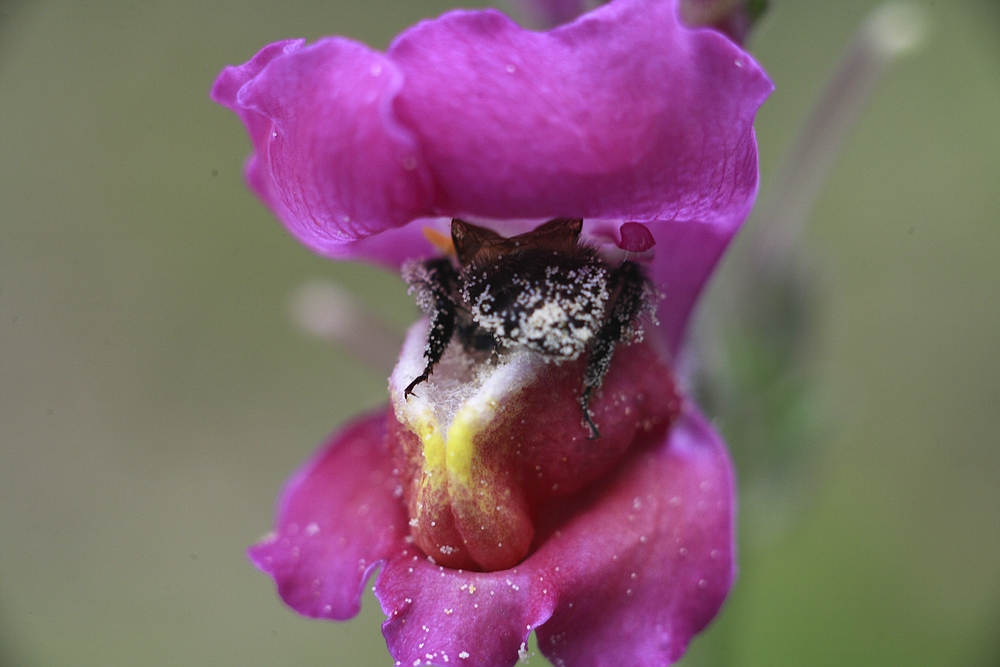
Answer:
[0,1,996,666]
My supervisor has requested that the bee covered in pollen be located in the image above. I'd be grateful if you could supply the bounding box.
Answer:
[402,217,659,438]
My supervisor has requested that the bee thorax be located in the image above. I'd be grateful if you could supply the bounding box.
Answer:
[464,262,609,359]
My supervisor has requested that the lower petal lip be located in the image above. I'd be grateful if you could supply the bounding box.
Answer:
[386,316,682,572]
[248,308,732,667]
[247,408,409,620]
[373,404,734,667]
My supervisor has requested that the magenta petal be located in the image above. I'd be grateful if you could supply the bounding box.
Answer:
[389,0,771,223]
[248,408,409,620]
[376,553,556,667]
[212,40,302,165]
[372,405,733,667]
[650,218,737,356]
[212,0,771,270]
[587,215,741,355]
[211,38,435,256]
[618,222,656,252]
[533,406,735,667]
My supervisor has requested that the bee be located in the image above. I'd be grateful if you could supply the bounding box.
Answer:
[402,217,657,439]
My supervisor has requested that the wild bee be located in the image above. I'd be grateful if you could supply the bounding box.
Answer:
[402,217,657,439]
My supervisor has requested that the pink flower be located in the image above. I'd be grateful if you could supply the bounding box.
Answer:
[212,0,771,666]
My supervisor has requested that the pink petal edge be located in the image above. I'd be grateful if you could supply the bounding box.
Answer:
[248,408,409,620]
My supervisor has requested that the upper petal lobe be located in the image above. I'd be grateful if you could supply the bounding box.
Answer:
[389,0,770,223]
[212,0,772,262]
[212,39,435,255]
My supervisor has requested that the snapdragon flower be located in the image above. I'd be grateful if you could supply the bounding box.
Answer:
[212,0,771,665]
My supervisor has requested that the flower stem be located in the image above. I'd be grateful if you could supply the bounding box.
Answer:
[290,279,404,376]
[753,2,928,268]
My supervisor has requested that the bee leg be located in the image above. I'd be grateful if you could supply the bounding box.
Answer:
[401,258,459,399]
[581,331,615,440]
[581,261,654,438]
[580,386,601,440]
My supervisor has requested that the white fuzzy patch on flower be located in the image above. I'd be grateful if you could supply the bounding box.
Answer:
[389,318,547,437]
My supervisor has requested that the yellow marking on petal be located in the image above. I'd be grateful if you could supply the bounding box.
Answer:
[423,226,456,256]
[403,390,508,525]
[407,407,447,494]
[446,395,500,490]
